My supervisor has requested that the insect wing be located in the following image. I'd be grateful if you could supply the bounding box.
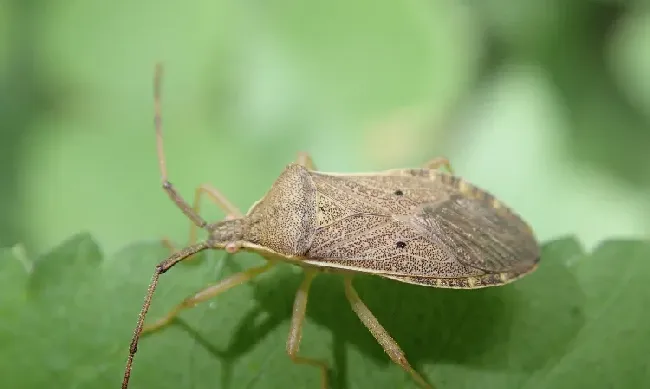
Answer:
[303,171,539,283]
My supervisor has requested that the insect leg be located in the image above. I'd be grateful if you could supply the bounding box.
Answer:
[422,156,454,175]
[123,241,210,389]
[296,151,317,170]
[286,270,329,389]
[142,261,274,334]
[343,275,433,389]
[162,184,244,253]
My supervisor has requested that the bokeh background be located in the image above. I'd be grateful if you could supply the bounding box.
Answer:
[2,0,650,257]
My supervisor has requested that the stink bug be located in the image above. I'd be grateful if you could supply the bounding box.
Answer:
[121,64,540,389]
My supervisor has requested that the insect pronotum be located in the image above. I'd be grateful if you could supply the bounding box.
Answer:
[121,64,540,389]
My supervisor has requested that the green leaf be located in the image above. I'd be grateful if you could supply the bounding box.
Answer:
[1,234,649,388]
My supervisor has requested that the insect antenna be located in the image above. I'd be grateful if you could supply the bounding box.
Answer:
[122,241,211,389]
[153,63,208,230]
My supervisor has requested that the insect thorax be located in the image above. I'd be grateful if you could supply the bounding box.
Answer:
[243,163,317,256]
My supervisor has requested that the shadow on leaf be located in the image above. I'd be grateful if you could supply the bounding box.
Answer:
[159,237,585,389]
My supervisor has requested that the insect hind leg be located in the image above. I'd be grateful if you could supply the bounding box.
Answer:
[286,270,329,389]
[343,275,434,389]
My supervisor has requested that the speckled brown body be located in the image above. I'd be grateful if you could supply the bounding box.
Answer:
[233,163,539,289]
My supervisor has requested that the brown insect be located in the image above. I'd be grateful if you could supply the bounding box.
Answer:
[121,64,540,389]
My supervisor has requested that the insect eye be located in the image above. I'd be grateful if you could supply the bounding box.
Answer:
[394,189,404,196]
[396,241,406,248]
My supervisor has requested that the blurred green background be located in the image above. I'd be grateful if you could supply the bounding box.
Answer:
[2,1,650,389]
[2,0,650,256]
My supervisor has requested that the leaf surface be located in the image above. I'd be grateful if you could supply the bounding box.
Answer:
[1,234,648,388]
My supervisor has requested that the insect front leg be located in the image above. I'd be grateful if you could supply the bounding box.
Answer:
[141,261,274,334]
[162,184,244,253]
[286,269,329,389]
[343,275,434,389]
[422,156,454,175]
